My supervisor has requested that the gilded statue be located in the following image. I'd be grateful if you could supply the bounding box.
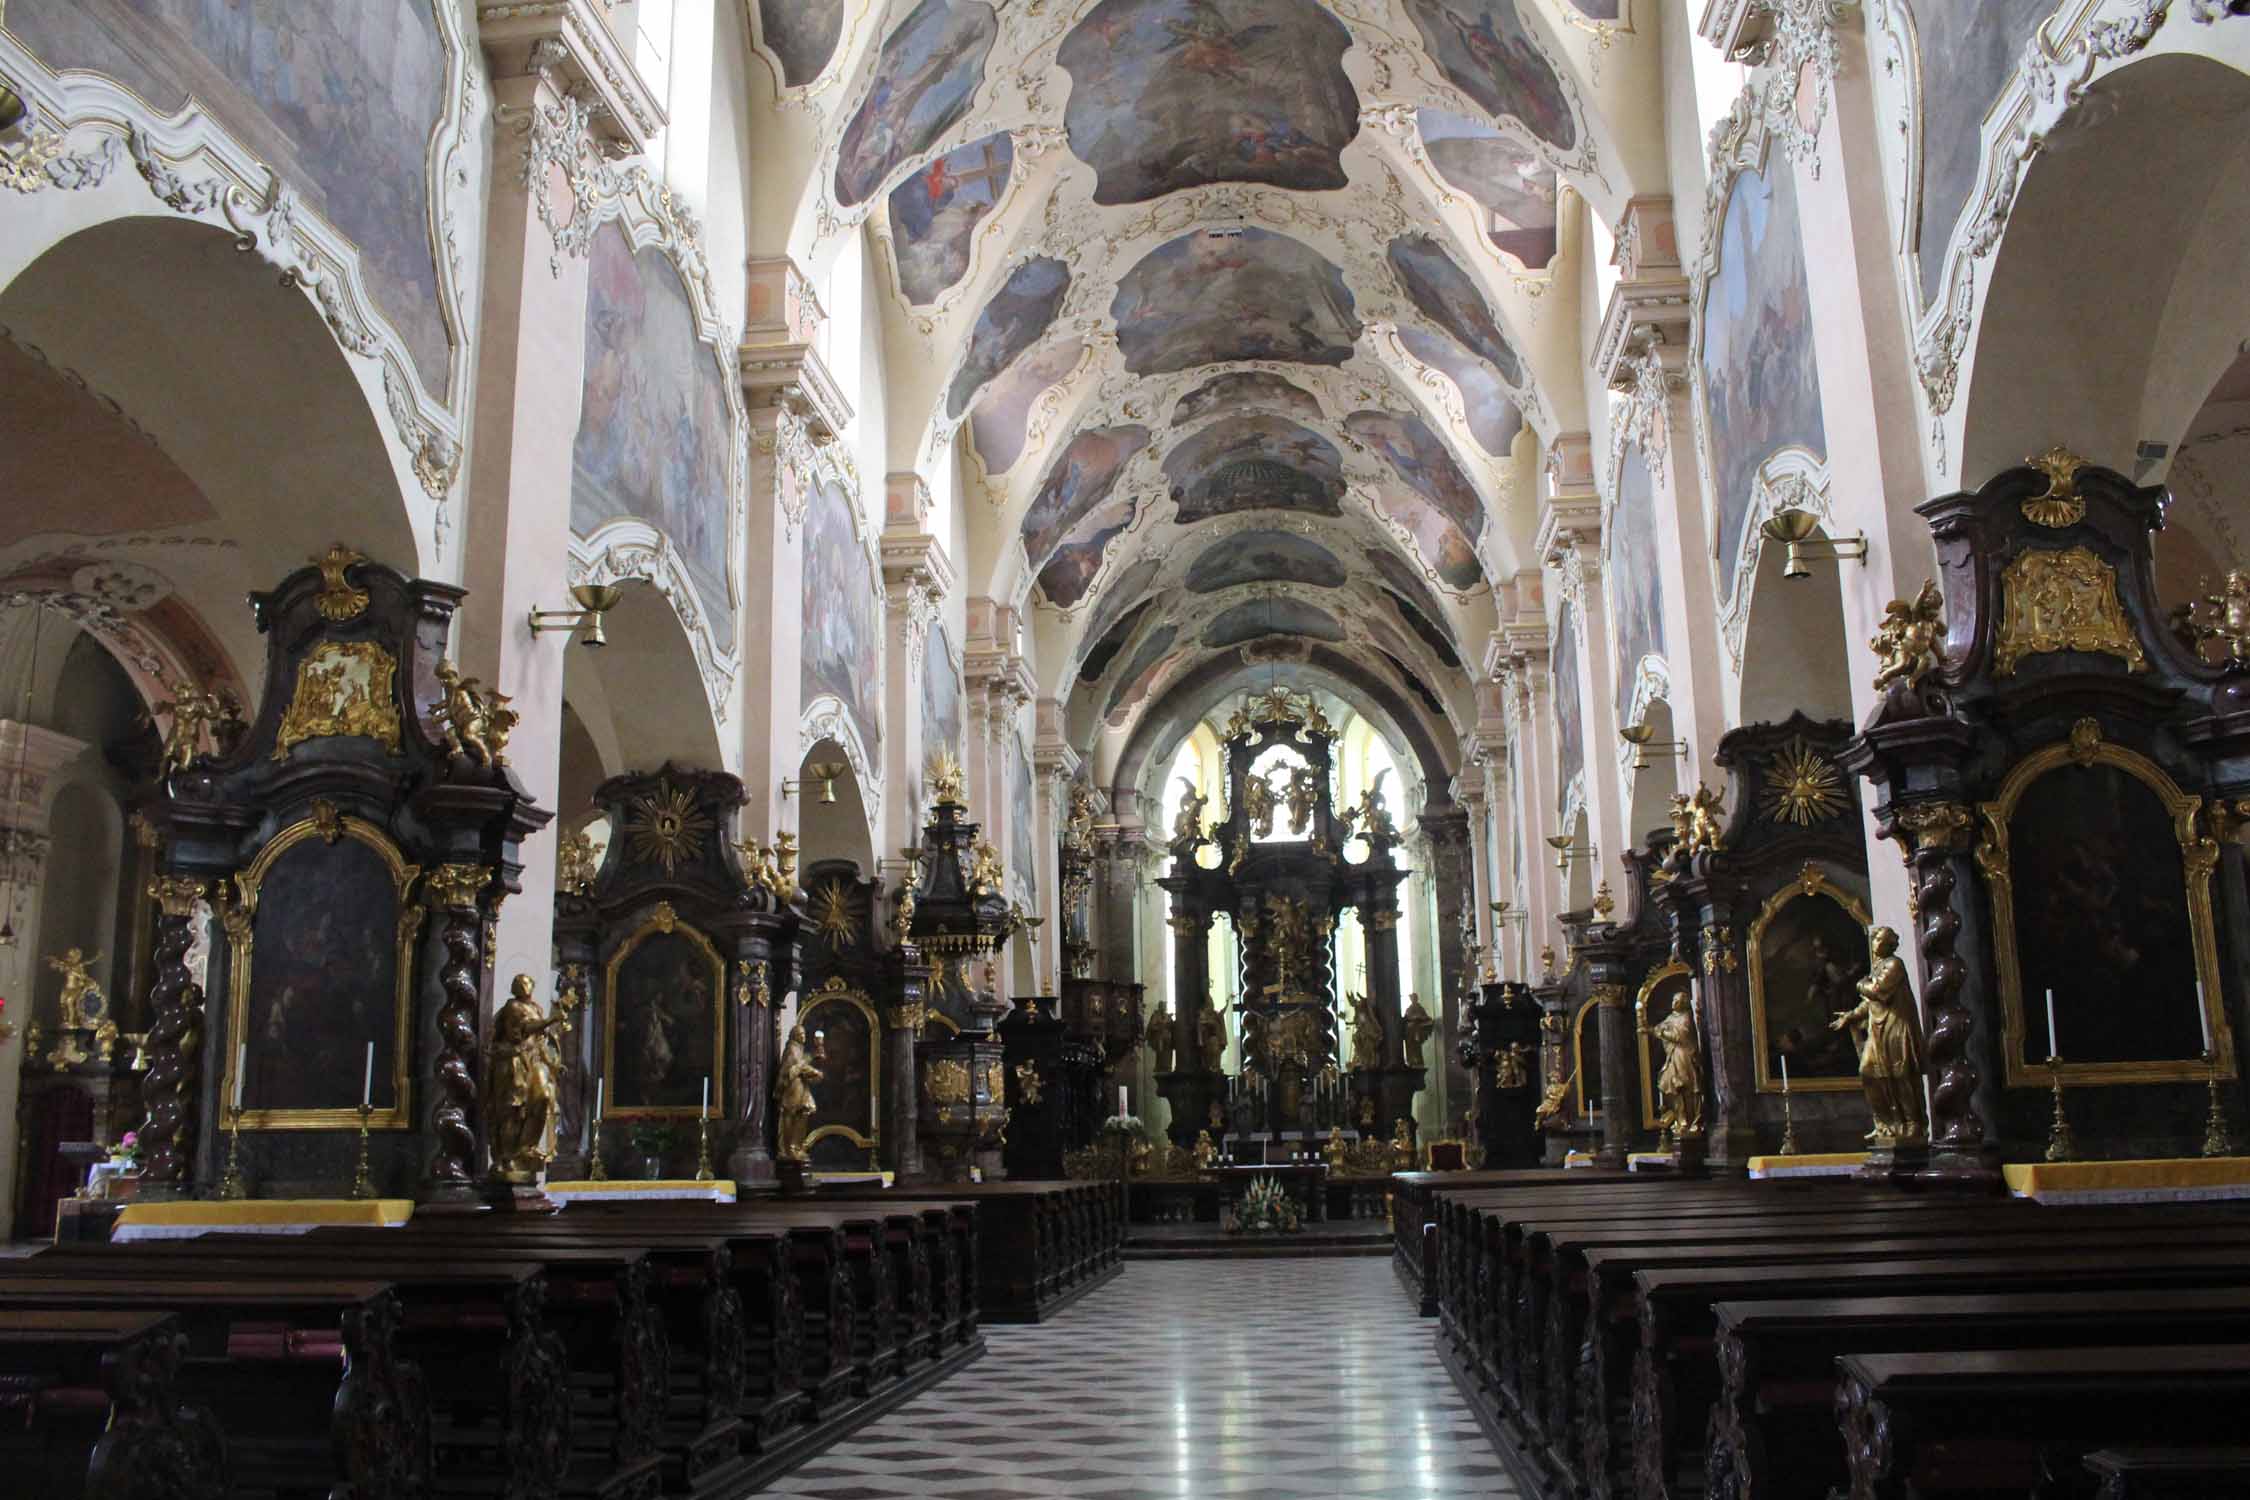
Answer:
[775,1022,825,1165]
[968,840,1004,898]
[1322,1125,1347,1169]
[1284,766,1321,835]
[1145,1004,1176,1073]
[1065,781,1099,852]
[1642,992,1708,1145]
[1533,1077,1571,1130]
[2184,568,2250,668]
[1348,991,1385,1071]
[1670,784,1726,858]
[928,751,966,807]
[432,658,518,767]
[1197,1004,1227,1072]
[1341,769,1397,842]
[1169,778,1209,854]
[1871,581,1947,694]
[1401,993,1435,1069]
[1242,771,1277,839]
[484,974,568,1182]
[1389,1118,1415,1170]
[893,864,919,943]
[1829,925,1929,1146]
[1496,1043,1533,1091]
[556,828,598,896]
[153,680,226,776]
[46,948,105,1030]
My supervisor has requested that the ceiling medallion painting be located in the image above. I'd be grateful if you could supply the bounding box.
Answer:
[1371,482,1483,592]
[1172,370,1323,427]
[834,0,999,208]
[1111,228,1361,375]
[1079,590,1161,681]
[1344,408,1487,539]
[1387,233,1523,387]
[1020,424,1155,571]
[968,337,1085,475]
[1056,0,1360,205]
[758,0,846,89]
[1397,328,1524,457]
[1107,624,1182,722]
[1203,598,1346,648]
[1365,546,1452,626]
[1185,530,1347,592]
[889,131,1016,305]
[1164,414,1345,522]
[1415,109,1559,269]
[624,781,712,875]
[1077,559,1164,659]
[1400,0,1579,152]
[1038,495,1142,609]
[946,255,1072,418]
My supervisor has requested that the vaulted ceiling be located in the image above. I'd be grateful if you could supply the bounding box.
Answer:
[753,0,1662,779]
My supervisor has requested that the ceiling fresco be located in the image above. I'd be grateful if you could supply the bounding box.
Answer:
[1184,530,1348,592]
[1344,408,1487,540]
[834,0,999,207]
[1164,414,1345,523]
[1416,110,1559,269]
[945,254,1071,418]
[1387,590,1463,670]
[1371,482,1483,592]
[1172,371,1322,428]
[1020,423,1154,570]
[758,1,847,88]
[1387,233,1523,387]
[968,337,1086,474]
[1365,546,1453,635]
[1038,495,1140,609]
[1396,328,1523,457]
[889,131,1015,304]
[1203,597,1347,648]
[1400,0,1579,151]
[1111,229,1361,375]
[1057,0,1360,204]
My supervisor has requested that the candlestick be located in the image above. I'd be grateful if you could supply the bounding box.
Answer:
[2044,989,2060,1060]
[361,1041,374,1111]
[216,1103,248,1200]
[694,1112,714,1182]
[2203,1049,2236,1159]
[2044,1055,2078,1163]
[348,1102,376,1200]
[589,1114,609,1180]
[1778,1061,1799,1157]
[232,1042,246,1112]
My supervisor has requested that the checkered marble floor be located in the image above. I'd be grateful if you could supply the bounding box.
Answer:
[754,1258,1516,1499]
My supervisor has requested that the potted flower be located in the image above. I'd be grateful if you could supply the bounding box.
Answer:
[626,1121,678,1180]
[109,1130,143,1172]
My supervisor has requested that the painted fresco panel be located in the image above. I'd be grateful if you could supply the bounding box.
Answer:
[834,0,999,207]
[1166,415,1345,522]
[1021,425,1153,568]
[1417,110,1560,268]
[1913,0,2054,306]
[802,481,884,763]
[1345,408,1487,538]
[10,0,452,391]
[1699,160,1825,600]
[1173,372,1322,428]
[1106,624,1179,720]
[922,621,964,762]
[1400,0,1577,151]
[1608,448,1665,725]
[759,0,845,87]
[968,338,1083,475]
[1112,229,1360,375]
[1387,234,1523,386]
[1037,494,1138,609]
[1185,531,1346,592]
[575,223,735,627]
[1399,328,1525,456]
[1372,486,1482,591]
[946,256,1071,418]
[1203,598,1344,648]
[1366,546,1451,626]
[890,131,1015,304]
[1077,559,1162,666]
[1554,603,1582,809]
[1081,595,1158,682]
[1057,0,1358,204]
[1010,735,1036,891]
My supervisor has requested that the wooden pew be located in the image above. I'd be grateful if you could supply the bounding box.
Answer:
[0,1275,426,1500]
[22,1247,573,1500]
[804,1180,1121,1322]
[1698,1288,2250,1500]
[1834,1347,2250,1499]
[2083,1447,2250,1497]
[0,1309,228,1500]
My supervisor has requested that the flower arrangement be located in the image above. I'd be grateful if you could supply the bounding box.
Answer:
[1228,1173,1302,1235]
[1100,1114,1145,1138]
[110,1130,142,1167]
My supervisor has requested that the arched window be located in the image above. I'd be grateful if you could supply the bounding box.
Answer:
[1335,714,1414,1016]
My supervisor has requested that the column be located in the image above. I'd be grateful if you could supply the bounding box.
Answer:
[879,474,952,857]
[462,5,661,988]
[0,721,78,1228]
[1543,443,1629,893]
[1030,708,1080,996]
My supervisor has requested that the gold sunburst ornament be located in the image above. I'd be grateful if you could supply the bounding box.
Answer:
[1761,738,1848,826]
[813,878,859,947]
[623,781,711,873]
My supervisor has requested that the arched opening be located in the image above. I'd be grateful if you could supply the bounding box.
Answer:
[2154,345,2250,617]
[797,738,875,876]
[561,578,729,776]
[1737,539,1853,726]
[1623,695,1682,853]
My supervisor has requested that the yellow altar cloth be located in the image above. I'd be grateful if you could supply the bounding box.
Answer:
[2002,1156,2250,1204]
[113,1198,414,1241]
[545,1179,736,1205]
[1748,1152,1868,1181]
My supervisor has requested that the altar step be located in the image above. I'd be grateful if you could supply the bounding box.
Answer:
[1123,1222,1391,1259]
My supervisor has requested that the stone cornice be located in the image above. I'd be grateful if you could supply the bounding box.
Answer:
[476,0,663,151]
[738,341,852,446]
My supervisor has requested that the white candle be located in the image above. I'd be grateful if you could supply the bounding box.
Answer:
[1118,1084,1128,1117]
[232,1043,245,1111]
[1780,1053,1790,1092]
[362,1042,374,1110]
[595,1077,605,1121]
[2045,989,2060,1059]
[702,1076,711,1117]
[2199,979,2214,1056]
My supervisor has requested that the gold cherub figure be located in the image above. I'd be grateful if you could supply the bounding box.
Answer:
[432,658,518,767]
[1871,580,1947,694]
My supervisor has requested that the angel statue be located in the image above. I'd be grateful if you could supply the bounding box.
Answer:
[1871,581,1947,694]
[152,679,227,776]
[1342,769,1397,842]
[1169,777,1209,855]
[1641,992,1708,1145]
[1284,765,1322,835]
[47,948,106,1030]
[1242,771,1278,839]
[1670,783,1726,858]
[433,658,518,767]
[1829,925,1929,1146]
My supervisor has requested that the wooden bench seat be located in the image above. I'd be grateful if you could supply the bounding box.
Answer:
[0,1309,228,1500]
[803,1180,1121,1322]
[2083,1446,2250,1498]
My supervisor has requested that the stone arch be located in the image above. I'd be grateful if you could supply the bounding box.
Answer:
[561,578,730,778]
[1735,529,1853,729]
[796,737,876,876]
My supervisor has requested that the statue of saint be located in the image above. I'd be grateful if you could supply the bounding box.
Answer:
[1169,778,1208,854]
[484,974,568,1182]
[1642,993,1708,1144]
[1284,766,1321,835]
[46,948,105,1029]
[1145,1004,1176,1073]
[1389,1118,1416,1170]
[775,1023,825,1164]
[1198,1005,1227,1071]
[1242,772,1277,839]
[1348,991,1384,1071]
[1192,1129,1219,1168]
[1401,993,1436,1069]
[1828,925,1929,1146]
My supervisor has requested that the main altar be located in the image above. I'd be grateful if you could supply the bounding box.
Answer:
[1151,688,1428,1158]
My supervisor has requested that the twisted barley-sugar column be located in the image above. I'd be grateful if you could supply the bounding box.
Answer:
[1899,803,1983,1152]
[424,863,491,1200]
[138,875,207,1188]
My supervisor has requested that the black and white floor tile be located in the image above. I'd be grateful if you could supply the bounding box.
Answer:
[755,1258,1516,1499]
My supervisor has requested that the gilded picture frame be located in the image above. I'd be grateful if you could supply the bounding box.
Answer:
[1976,719,2235,1087]
[1571,998,1602,1120]
[601,902,728,1118]
[1635,962,1694,1130]
[1747,864,1872,1094]
[801,975,881,1165]
[220,812,422,1130]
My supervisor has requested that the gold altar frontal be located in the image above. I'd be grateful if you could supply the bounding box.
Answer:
[543,1179,738,1204]
[1748,1152,1870,1180]
[113,1198,415,1241]
[2002,1157,2250,1205]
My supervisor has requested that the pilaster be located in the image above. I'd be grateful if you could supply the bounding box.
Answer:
[879,471,952,856]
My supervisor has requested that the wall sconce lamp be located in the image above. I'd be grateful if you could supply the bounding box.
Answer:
[1545,834,1590,871]
[1759,508,1867,580]
[528,583,623,647]
[783,760,849,803]
[1490,899,1526,928]
[1619,722,1688,773]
